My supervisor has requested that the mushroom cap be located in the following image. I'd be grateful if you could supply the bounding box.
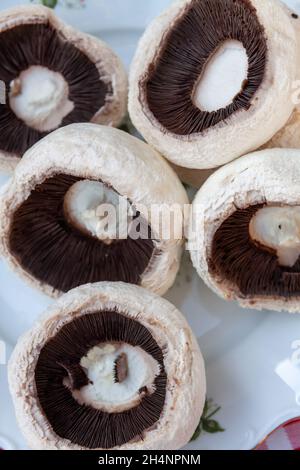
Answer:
[0,123,188,297]
[0,5,128,171]
[189,148,300,313]
[8,281,206,450]
[129,0,298,169]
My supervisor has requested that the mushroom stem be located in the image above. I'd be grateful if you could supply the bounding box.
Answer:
[9,65,74,132]
[76,342,161,412]
[193,40,249,112]
[64,179,130,243]
[249,206,300,267]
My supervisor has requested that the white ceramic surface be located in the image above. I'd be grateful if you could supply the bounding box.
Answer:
[0,0,300,451]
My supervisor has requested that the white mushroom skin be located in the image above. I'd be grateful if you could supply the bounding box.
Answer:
[8,282,206,450]
[249,206,300,267]
[64,180,130,243]
[9,66,74,132]
[74,343,160,413]
[193,40,248,112]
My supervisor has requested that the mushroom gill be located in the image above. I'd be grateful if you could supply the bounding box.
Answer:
[35,310,167,449]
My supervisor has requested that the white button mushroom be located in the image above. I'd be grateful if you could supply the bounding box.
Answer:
[129,0,298,170]
[0,124,188,298]
[189,148,300,313]
[8,282,206,450]
[0,5,127,172]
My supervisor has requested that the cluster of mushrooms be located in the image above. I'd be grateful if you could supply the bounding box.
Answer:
[1,0,300,451]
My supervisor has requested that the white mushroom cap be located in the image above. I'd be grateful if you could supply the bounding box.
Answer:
[129,0,298,169]
[0,123,188,297]
[8,282,206,450]
[188,148,300,313]
[0,4,128,172]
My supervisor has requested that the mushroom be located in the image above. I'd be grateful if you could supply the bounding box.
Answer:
[0,123,188,297]
[0,5,127,172]
[129,0,298,170]
[188,148,300,313]
[8,282,206,450]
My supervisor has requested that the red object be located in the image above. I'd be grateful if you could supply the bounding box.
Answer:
[256,418,300,450]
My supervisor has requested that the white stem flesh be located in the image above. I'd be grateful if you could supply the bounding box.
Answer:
[9,65,74,132]
[64,180,130,243]
[69,343,160,413]
[193,40,248,112]
[249,206,300,267]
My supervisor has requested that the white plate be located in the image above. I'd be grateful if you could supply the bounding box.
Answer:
[1,0,300,451]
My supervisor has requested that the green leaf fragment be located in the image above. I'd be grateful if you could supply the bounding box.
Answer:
[31,0,58,9]
[202,419,225,434]
[206,406,221,419]
[43,0,58,7]
[190,399,225,442]
[191,423,202,442]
